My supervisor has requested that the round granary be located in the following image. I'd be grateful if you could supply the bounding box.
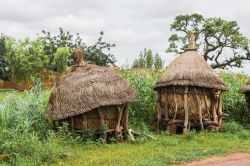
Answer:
[45,48,136,138]
[154,34,227,134]
[45,65,136,120]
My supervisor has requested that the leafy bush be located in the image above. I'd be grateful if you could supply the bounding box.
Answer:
[53,47,69,73]
[222,121,245,133]
[120,69,162,127]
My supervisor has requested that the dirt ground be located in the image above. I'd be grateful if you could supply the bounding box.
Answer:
[174,153,250,166]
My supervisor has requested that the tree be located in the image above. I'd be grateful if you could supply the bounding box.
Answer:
[40,29,116,69]
[0,34,9,80]
[5,38,48,82]
[53,47,69,73]
[84,31,116,66]
[146,49,153,68]
[132,49,164,69]
[154,53,163,69]
[167,13,250,69]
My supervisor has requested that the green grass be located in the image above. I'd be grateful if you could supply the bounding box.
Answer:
[1,71,250,166]
[52,131,250,166]
[0,89,15,101]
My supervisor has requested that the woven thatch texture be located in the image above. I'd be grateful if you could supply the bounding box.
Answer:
[238,80,250,94]
[45,64,136,120]
[159,86,215,122]
[155,50,227,90]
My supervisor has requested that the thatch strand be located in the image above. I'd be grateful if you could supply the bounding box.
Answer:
[155,51,227,90]
[45,64,136,120]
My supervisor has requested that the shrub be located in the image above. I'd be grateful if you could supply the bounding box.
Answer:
[53,47,69,73]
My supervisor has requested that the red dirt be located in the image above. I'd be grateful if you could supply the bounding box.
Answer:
[174,153,250,166]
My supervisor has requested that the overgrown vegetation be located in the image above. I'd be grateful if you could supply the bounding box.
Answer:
[0,29,116,82]
[0,70,249,165]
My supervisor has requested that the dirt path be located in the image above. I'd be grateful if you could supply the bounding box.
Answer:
[174,153,250,166]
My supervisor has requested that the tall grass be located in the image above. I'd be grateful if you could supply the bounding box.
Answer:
[0,69,249,165]
[220,72,248,123]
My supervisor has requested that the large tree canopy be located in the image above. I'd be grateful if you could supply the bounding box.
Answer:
[40,28,116,70]
[167,13,250,69]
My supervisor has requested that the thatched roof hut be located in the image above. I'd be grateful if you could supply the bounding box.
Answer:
[155,34,227,133]
[45,48,136,139]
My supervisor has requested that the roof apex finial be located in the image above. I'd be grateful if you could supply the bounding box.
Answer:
[187,32,197,50]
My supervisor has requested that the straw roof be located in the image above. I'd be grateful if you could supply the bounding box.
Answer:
[45,49,136,120]
[155,34,227,90]
[238,79,250,94]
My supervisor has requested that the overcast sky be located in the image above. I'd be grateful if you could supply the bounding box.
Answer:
[1,0,250,75]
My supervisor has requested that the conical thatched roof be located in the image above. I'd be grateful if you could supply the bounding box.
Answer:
[238,79,250,94]
[155,34,227,90]
[45,49,136,120]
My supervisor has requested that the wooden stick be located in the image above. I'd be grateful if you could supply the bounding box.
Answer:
[183,86,189,133]
[202,87,211,117]
[128,129,157,141]
[164,94,169,131]
[212,90,218,124]
[115,105,124,139]
[122,103,129,132]
[217,94,223,128]
[82,113,88,129]
[173,86,178,122]
[203,121,219,126]
[168,119,184,124]
[97,108,104,127]
[194,88,204,131]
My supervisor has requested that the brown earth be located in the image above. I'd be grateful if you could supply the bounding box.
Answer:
[174,153,250,166]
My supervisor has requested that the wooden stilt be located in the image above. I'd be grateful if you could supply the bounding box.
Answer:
[212,91,219,124]
[115,105,124,139]
[173,86,178,122]
[183,86,189,133]
[82,114,87,130]
[194,88,204,131]
[202,88,210,117]
[164,94,169,131]
[97,108,104,127]
[217,94,223,129]
[122,103,129,132]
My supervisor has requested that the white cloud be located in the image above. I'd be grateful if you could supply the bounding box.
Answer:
[0,0,250,75]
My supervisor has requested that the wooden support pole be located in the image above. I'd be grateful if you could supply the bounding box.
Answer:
[202,88,210,117]
[122,103,129,132]
[115,105,124,139]
[82,113,88,130]
[163,92,169,131]
[173,86,178,122]
[97,108,104,127]
[217,94,223,129]
[194,88,204,131]
[183,86,189,133]
[212,90,219,124]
